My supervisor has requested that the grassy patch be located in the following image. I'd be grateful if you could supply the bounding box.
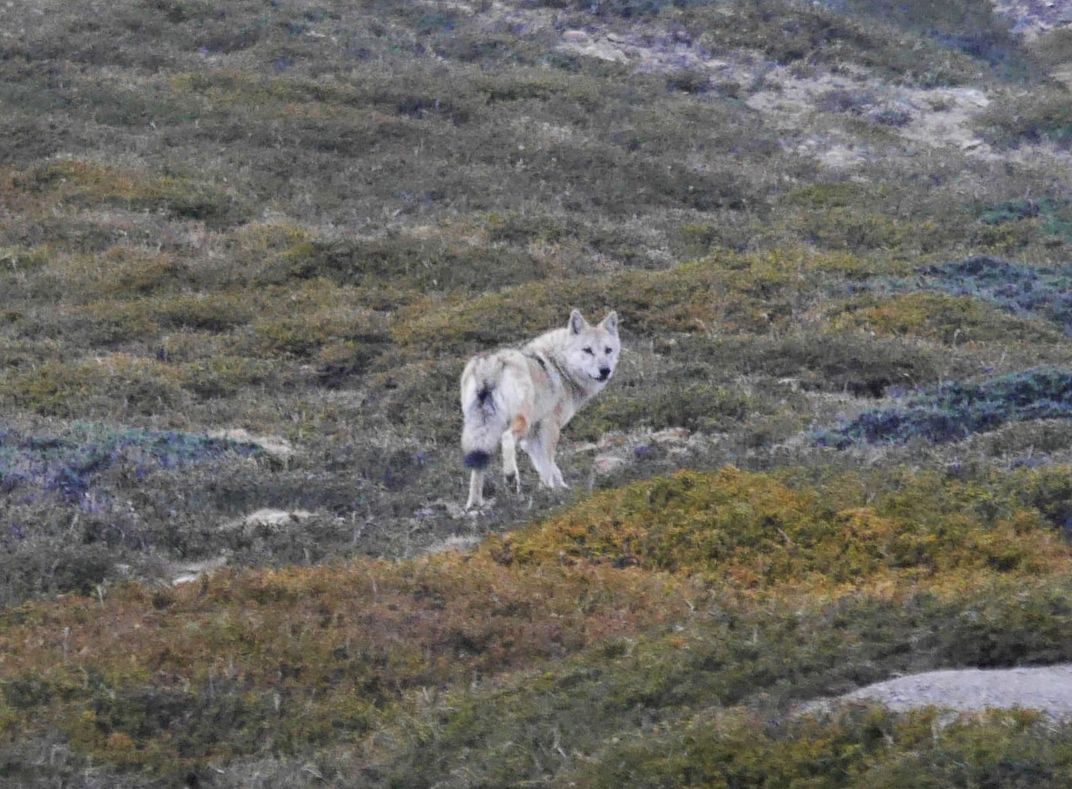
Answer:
[676,331,957,397]
[4,464,1072,780]
[393,249,869,354]
[0,356,187,418]
[830,291,1066,344]
[0,554,688,777]
[377,577,1072,787]
[6,160,247,228]
[569,705,1072,788]
[688,0,995,85]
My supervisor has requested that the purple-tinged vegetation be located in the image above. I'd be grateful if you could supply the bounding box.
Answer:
[816,369,1072,448]
[920,257,1072,334]
[0,423,261,508]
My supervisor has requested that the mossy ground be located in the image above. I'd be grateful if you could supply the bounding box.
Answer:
[3,0,1072,785]
[6,466,1072,785]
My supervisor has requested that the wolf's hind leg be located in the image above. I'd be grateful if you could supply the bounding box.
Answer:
[465,469,485,510]
[501,431,522,494]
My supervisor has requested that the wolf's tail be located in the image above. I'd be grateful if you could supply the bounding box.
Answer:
[460,357,523,470]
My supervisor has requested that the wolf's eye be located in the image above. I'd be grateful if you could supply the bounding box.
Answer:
[604,347,612,354]
[583,347,594,355]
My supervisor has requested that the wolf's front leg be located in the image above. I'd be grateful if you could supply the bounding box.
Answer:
[543,420,569,490]
[522,421,567,490]
[465,468,485,510]
[550,464,569,489]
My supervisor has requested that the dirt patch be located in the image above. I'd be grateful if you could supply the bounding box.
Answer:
[747,65,995,161]
[994,0,1072,40]
[556,25,737,77]
[550,16,1000,163]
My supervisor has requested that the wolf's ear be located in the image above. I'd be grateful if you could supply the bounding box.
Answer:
[568,308,588,335]
[600,311,619,336]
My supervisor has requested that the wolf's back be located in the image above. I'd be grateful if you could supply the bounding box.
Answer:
[460,353,528,469]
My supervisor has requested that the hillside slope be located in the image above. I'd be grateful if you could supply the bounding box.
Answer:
[3,0,1072,785]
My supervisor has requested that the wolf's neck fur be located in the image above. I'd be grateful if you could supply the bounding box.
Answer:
[524,328,600,408]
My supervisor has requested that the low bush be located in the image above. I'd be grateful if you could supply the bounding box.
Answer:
[671,331,957,397]
[392,249,864,354]
[920,256,1072,333]
[570,705,1072,789]
[488,467,1068,593]
[5,464,1072,780]
[379,577,1072,787]
[0,553,688,776]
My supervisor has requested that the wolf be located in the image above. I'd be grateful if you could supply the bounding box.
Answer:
[459,309,620,510]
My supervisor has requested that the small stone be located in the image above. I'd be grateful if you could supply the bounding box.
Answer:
[243,508,314,528]
[220,509,314,535]
[170,556,227,586]
[593,454,627,475]
[651,427,690,444]
[210,428,297,464]
[425,535,481,555]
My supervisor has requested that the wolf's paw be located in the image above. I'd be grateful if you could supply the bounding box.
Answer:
[464,494,489,512]
[504,471,522,495]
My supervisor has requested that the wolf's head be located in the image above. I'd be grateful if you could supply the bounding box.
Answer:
[563,309,620,388]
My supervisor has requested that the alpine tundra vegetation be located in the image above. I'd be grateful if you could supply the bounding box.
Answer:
[4,0,1072,786]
